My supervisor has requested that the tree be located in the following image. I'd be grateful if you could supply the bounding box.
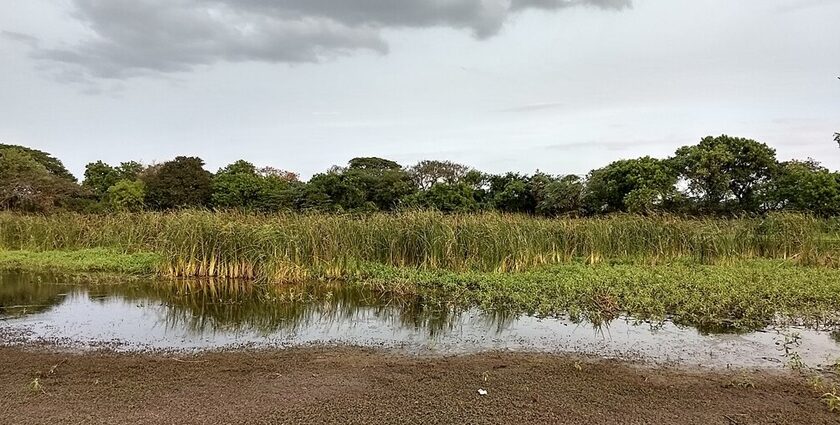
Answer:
[106,179,146,212]
[0,143,77,183]
[83,161,120,199]
[536,175,584,216]
[408,160,472,190]
[0,147,79,212]
[834,132,839,148]
[584,157,677,214]
[344,157,415,211]
[672,135,778,213]
[486,173,536,213]
[211,160,298,211]
[211,160,263,209]
[769,159,840,216]
[404,182,480,212]
[144,156,213,210]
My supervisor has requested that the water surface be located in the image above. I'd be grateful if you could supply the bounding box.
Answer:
[1,271,838,369]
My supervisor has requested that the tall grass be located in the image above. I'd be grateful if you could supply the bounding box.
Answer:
[0,211,837,281]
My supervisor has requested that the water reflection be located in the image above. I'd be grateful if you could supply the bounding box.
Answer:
[1,271,839,369]
[0,271,513,338]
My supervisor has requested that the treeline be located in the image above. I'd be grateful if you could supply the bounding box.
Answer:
[1,135,839,216]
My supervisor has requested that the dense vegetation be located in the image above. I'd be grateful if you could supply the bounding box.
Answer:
[1,212,840,330]
[1,135,839,216]
[1,211,837,280]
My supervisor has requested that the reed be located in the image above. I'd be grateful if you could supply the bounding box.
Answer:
[0,210,837,281]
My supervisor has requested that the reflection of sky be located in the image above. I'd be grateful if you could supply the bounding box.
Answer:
[3,287,840,370]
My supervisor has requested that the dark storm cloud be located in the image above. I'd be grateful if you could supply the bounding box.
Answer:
[13,0,630,79]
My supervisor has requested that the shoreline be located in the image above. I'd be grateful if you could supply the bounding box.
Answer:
[1,345,837,424]
[3,250,840,331]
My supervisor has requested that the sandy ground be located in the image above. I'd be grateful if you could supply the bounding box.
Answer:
[0,346,837,425]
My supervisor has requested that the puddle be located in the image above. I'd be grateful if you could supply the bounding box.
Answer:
[1,271,838,369]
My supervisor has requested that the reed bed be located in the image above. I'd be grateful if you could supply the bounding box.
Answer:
[0,211,837,281]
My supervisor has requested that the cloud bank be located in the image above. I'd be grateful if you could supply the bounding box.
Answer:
[8,0,630,79]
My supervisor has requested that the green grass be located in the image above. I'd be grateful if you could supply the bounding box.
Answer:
[351,260,840,331]
[1,211,840,331]
[0,249,161,275]
[1,210,838,281]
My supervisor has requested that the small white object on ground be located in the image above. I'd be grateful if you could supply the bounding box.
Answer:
[478,389,488,396]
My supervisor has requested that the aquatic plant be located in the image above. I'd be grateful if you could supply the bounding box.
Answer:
[0,211,837,281]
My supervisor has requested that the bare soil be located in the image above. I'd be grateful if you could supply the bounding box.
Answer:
[0,347,836,425]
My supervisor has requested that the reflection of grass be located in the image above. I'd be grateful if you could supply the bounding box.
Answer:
[124,280,469,337]
[0,272,69,316]
[0,249,160,275]
[4,248,840,333]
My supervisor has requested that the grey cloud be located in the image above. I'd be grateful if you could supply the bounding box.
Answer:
[2,31,40,46]
[18,0,631,79]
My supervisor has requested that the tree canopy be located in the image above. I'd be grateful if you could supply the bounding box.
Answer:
[2,136,838,217]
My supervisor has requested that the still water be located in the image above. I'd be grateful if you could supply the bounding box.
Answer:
[1,271,838,369]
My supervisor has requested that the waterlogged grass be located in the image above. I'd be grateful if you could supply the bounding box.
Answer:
[354,261,840,331]
[1,211,838,281]
[2,211,840,331]
[0,249,160,275]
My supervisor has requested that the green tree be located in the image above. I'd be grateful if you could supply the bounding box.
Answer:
[211,160,263,209]
[408,160,472,190]
[211,160,299,211]
[536,175,584,216]
[672,135,778,213]
[345,157,415,211]
[404,182,480,212]
[83,161,120,199]
[116,161,144,181]
[106,179,146,212]
[486,173,536,213]
[144,156,213,210]
[769,159,840,216]
[0,143,77,183]
[584,157,677,214]
[0,148,79,212]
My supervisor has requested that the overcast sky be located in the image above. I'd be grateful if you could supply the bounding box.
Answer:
[1,0,838,179]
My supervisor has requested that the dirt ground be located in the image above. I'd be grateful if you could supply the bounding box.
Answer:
[0,347,837,425]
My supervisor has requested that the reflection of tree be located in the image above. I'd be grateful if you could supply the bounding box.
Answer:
[0,271,73,316]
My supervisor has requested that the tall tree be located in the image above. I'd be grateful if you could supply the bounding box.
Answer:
[144,156,213,210]
[408,160,472,190]
[672,135,777,213]
[83,161,120,199]
[0,147,79,212]
[0,143,77,183]
[106,179,146,212]
[536,175,585,216]
[487,173,536,213]
[345,157,415,211]
[584,157,677,214]
[769,159,840,216]
[211,160,298,211]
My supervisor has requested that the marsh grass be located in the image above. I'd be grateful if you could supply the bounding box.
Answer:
[1,211,837,281]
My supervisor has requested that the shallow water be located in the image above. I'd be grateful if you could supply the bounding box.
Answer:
[1,271,838,369]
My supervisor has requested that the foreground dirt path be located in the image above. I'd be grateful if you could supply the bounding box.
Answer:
[0,347,836,425]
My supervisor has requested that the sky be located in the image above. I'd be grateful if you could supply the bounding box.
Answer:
[0,0,838,180]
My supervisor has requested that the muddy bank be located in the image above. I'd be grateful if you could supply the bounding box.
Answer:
[0,347,836,425]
